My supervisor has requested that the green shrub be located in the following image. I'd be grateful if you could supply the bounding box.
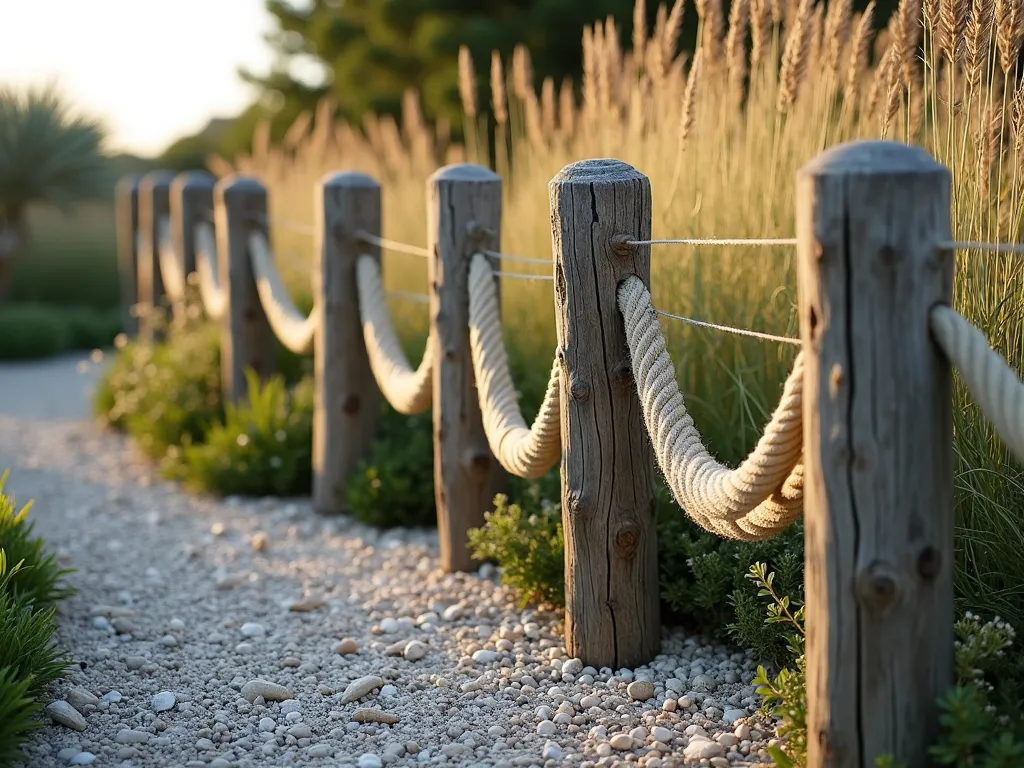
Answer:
[468,489,565,609]
[174,371,314,497]
[94,317,223,458]
[0,303,123,361]
[0,304,69,360]
[0,472,73,608]
[0,476,74,768]
[346,404,437,528]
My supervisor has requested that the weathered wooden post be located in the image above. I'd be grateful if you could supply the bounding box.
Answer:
[137,171,174,341]
[797,140,954,768]
[550,159,658,669]
[215,177,276,404]
[115,176,140,337]
[313,172,382,514]
[170,171,215,322]
[428,164,505,572]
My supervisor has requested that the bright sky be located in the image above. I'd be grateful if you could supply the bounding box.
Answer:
[0,0,279,157]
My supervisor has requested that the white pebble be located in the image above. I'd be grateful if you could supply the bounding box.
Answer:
[159,634,178,647]
[357,754,383,768]
[609,733,634,750]
[380,685,398,698]
[70,754,96,765]
[380,617,399,633]
[542,741,562,761]
[100,691,122,703]
[259,717,276,732]
[536,720,556,737]
[151,691,175,712]
[403,641,427,661]
[651,726,673,743]
[240,622,266,637]
[472,649,499,663]
[168,618,186,631]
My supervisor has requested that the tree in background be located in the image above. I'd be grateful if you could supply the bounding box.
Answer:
[0,84,111,306]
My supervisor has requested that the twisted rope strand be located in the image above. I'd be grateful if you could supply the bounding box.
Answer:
[467,253,561,479]
[355,255,433,415]
[156,217,187,303]
[248,232,319,355]
[618,275,805,541]
[930,305,1024,463]
[193,222,227,320]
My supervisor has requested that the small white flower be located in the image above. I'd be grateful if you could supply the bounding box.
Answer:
[237,434,250,447]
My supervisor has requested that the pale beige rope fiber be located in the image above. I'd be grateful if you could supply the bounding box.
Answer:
[467,253,561,479]
[355,255,433,415]
[248,232,319,355]
[156,217,187,303]
[193,222,227,320]
[930,304,1024,463]
[618,275,805,541]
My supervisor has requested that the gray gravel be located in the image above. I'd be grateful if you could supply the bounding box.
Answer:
[1,355,781,767]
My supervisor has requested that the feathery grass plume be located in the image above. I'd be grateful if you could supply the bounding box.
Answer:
[401,89,425,139]
[633,0,648,71]
[940,0,969,63]
[845,2,877,106]
[680,48,704,154]
[252,119,272,167]
[750,0,774,66]
[582,25,598,120]
[559,77,576,136]
[491,51,508,126]
[697,0,726,61]
[523,91,545,149]
[977,104,1003,199]
[662,0,688,75]
[512,45,534,103]
[809,4,827,69]
[867,43,896,117]
[965,0,994,87]
[282,111,312,151]
[1013,80,1024,155]
[823,0,853,86]
[882,49,905,136]
[727,0,751,93]
[777,0,816,114]
[458,46,478,118]
[541,77,557,137]
[649,3,668,80]
[892,0,923,86]
[603,16,624,108]
[593,21,613,116]
[996,0,1024,74]
[771,0,783,25]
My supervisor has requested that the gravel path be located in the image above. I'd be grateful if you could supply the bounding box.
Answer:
[1,355,779,768]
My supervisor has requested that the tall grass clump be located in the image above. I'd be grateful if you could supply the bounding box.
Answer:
[215,0,1024,629]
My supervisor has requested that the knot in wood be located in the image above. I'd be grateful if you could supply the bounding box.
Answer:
[565,489,589,519]
[856,561,901,611]
[611,233,633,257]
[612,361,634,388]
[342,393,361,415]
[829,364,843,398]
[464,450,492,475]
[917,545,942,581]
[569,378,591,402]
[614,522,640,555]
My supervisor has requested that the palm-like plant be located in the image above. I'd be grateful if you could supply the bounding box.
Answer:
[0,83,110,305]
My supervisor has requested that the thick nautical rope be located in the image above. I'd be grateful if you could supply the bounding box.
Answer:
[247,232,319,355]
[930,304,1024,463]
[355,255,433,415]
[617,275,805,541]
[467,253,561,479]
[156,217,187,303]
[193,222,227,321]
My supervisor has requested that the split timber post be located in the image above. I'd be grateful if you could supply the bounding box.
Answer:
[549,159,659,669]
[313,172,382,514]
[215,177,276,404]
[114,176,140,337]
[170,171,215,323]
[137,171,174,342]
[797,140,954,768]
[428,164,506,572]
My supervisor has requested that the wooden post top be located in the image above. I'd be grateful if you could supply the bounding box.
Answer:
[172,170,216,192]
[138,170,175,192]
[799,139,946,176]
[215,176,266,195]
[429,163,501,183]
[322,171,379,188]
[550,157,647,185]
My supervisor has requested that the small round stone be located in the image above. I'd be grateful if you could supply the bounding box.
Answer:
[627,680,655,701]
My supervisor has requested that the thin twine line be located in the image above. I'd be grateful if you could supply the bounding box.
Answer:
[494,271,555,281]
[386,290,430,304]
[654,308,801,346]
[356,231,431,258]
[939,240,1024,254]
[480,249,552,265]
[629,237,798,247]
